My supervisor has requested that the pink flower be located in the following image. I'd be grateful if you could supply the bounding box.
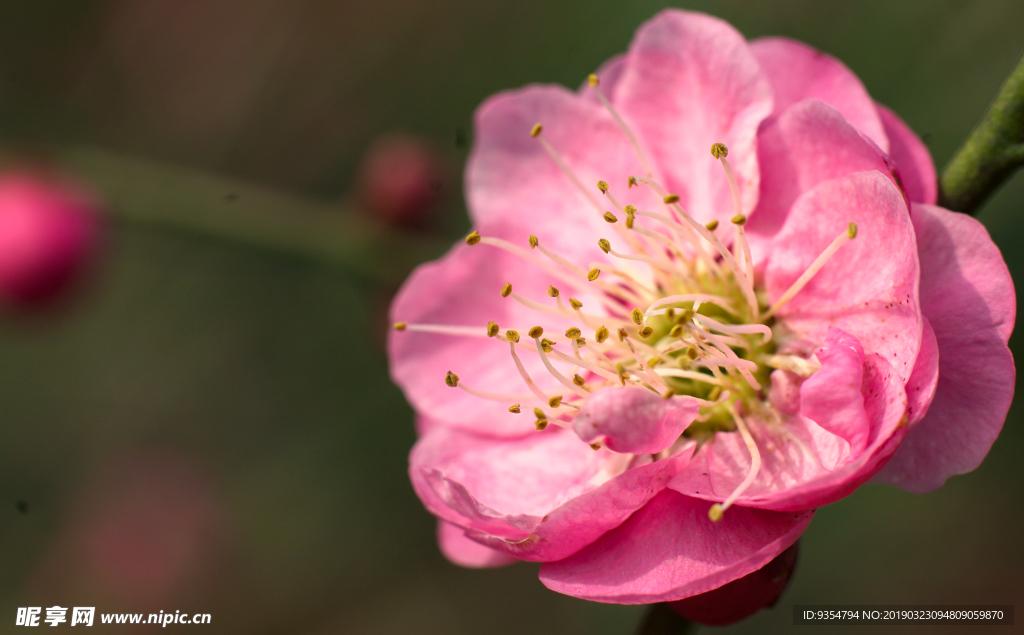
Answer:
[388,8,1014,620]
[0,172,103,308]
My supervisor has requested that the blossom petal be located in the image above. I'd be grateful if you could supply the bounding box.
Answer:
[437,520,516,568]
[750,37,887,151]
[873,204,1015,492]
[800,328,870,458]
[467,84,664,268]
[876,103,937,204]
[904,317,939,426]
[390,241,594,437]
[411,423,693,562]
[746,100,896,263]
[610,9,773,222]
[766,170,922,384]
[574,387,700,454]
[538,490,813,603]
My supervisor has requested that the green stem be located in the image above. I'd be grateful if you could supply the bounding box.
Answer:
[939,52,1024,215]
[1,145,448,285]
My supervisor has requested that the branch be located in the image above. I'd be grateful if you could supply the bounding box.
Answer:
[939,52,1024,215]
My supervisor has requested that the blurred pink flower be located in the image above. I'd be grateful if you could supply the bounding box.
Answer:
[0,172,102,308]
[388,9,1014,623]
[357,133,446,229]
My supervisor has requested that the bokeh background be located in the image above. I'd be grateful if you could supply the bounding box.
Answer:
[1,1,1022,633]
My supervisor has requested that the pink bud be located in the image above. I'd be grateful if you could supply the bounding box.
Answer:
[0,173,102,307]
[357,134,446,228]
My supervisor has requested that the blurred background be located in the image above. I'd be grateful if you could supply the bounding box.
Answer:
[0,1,1022,633]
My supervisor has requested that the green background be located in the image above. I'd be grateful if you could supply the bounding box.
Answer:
[0,1,1021,633]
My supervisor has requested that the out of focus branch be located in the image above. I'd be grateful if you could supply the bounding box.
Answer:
[2,146,448,285]
[939,52,1024,215]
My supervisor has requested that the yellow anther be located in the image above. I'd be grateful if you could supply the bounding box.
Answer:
[541,338,554,352]
[487,321,500,337]
[707,386,723,401]
[508,404,521,414]
[529,326,544,338]
[603,211,618,223]
[679,308,694,321]
[708,503,724,522]
[588,73,599,87]
[587,268,601,281]
[631,308,643,324]
[506,330,520,343]
[597,180,609,193]
[663,194,680,204]
[705,219,719,231]
[625,212,634,229]
[624,205,637,214]
[848,222,858,239]
[530,123,543,138]
[639,326,654,338]
[598,238,611,253]
[529,235,539,249]
[628,175,638,188]
[647,356,662,367]
[445,371,459,388]
[617,327,628,341]
[575,337,586,347]
[535,419,549,431]
[465,231,481,245]
[572,374,585,387]
[663,389,675,400]
[686,347,698,360]
[589,442,602,451]
[711,142,729,159]
[731,214,746,225]
[669,324,685,338]
[565,327,582,339]
[569,298,583,310]
[595,326,609,343]
[549,395,563,408]
[547,285,560,297]
[534,407,546,419]
[393,322,407,331]
[667,308,675,318]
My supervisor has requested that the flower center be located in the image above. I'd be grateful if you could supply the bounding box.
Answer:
[394,73,857,519]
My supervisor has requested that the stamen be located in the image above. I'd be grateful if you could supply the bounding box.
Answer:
[531,127,604,212]
[764,354,821,378]
[550,348,620,383]
[653,368,726,386]
[761,223,858,320]
[588,75,655,180]
[536,338,590,398]
[400,323,490,338]
[693,314,772,345]
[457,383,547,403]
[708,405,762,521]
[509,340,551,402]
[646,294,739,316]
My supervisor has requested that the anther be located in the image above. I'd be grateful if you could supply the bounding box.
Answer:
[572,374,585,387]
[508,404,521,414]
[687,347,698,360]
[588,73,599,87]
[595,326,609,343]
[710,142,728,159]
[575,337,586,347]
[535,419,549,430]
[669,324,685,338]
[624,204,637,214]
[731,214,746,225]
[617,327,628,342]
[597,180,609,193]
[393,322,407,331]
[487,321,500,337]
[625,212,634,229]
[529,235,539,249]
[848,222,858,239]
[647,356,662,367]
[708,504,724,521]
[628,175,638,188]
[506,330,520,343]
[663,194,680,204]
[540,338,554,352]
[548,395,563,408]
[465,231,481,245]
[445,371,459,388]
[528,326,544,338]
[603,212,618,223]
[534,407,546,419]
[530,123,543,138]
[501,282,512,298]
[587,268,601,281]
[565,327,582,338]
[705,219,719,231]
[569,298,583,310]
[598,238,611,253]
[547,285,560,298]
[589,442,602,450]
[631,308,644,325]
[639,326,654,338]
